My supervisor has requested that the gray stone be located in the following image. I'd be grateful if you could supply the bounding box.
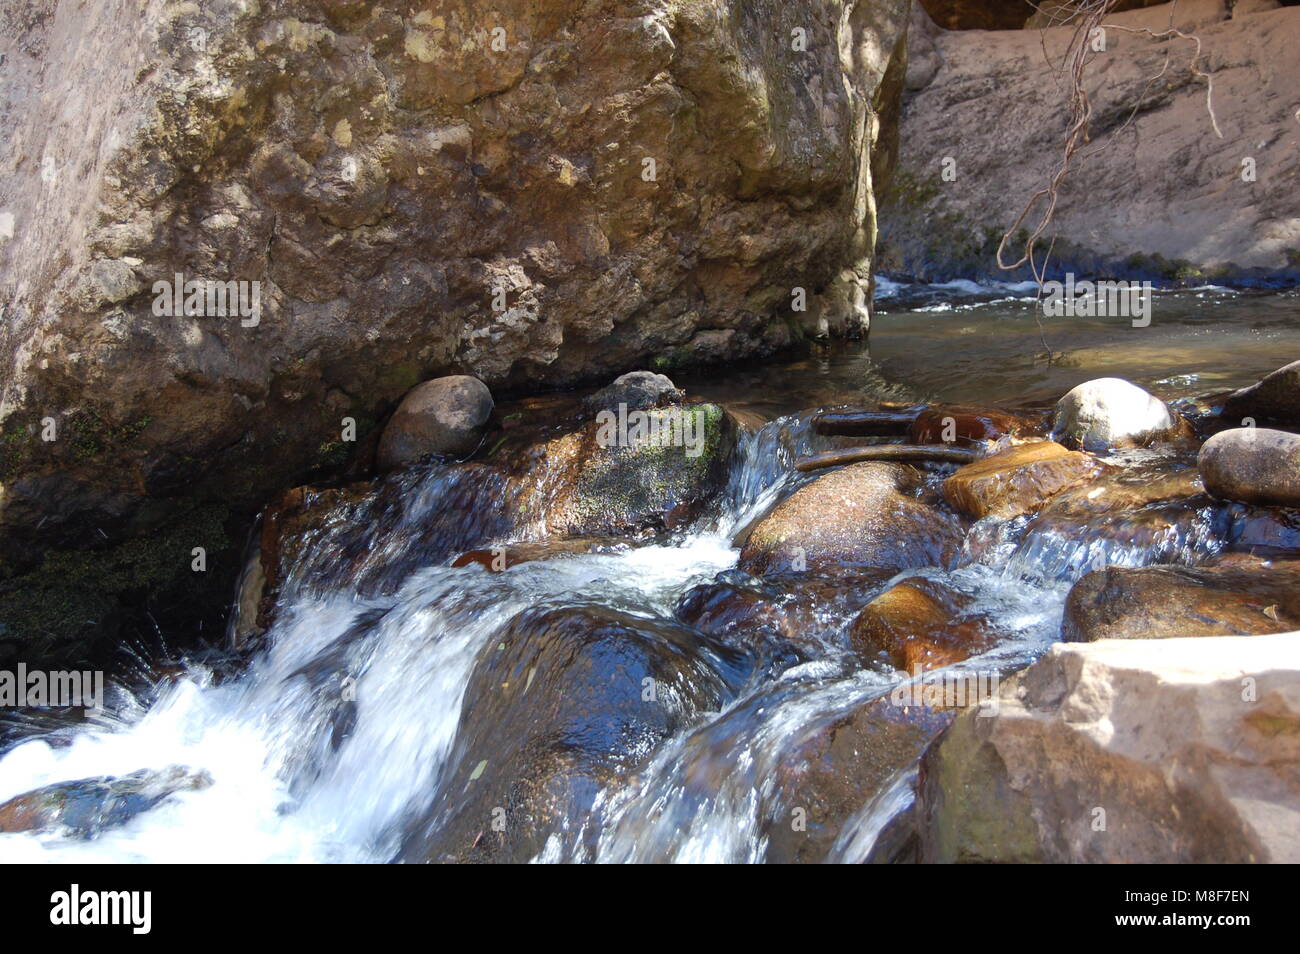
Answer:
[376,376,493,470]
[1199,426,1300,506]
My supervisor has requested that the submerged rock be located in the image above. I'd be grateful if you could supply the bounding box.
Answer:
[906,404,1044,446]
[739,463,964,576]
[915,634,1300,862]
[0,766,212,838]
[377,376,494,471]
[1222,359,1300,426]
[941,440,1104,519]
[399,605,749,863]
[1051,378,1178,451]
[1199,427,1300,506]
[1062,562,1300,641]
[849,577,998,672]
[764,695,956,864]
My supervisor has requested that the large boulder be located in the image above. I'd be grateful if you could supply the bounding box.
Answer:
[1222,360,1300,426]
[0,0,912,659]
[1050,379,1178,451]
[376,375,494,471]
[1062,562,1300,641]
[915,633,1300,863]
[1199,427,1300,506]
[941,440,1104,520]
[738,463,965,576]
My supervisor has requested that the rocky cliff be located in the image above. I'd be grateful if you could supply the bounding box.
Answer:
[881,0,1300,283]
[0,0,909,661]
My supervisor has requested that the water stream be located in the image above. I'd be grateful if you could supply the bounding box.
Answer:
[1,285,1296,863]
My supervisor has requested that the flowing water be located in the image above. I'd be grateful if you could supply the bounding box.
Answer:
[2,285,1298,863]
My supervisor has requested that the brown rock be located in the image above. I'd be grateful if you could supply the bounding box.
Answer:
[849,577,998,671]
[738,463,965,576]
[1199,427,1300,507]
[764,694,956,864]
[906,405,1040,446]
[376,376,494,471]
[1062,562,1300,641]
[941,441,1104,520]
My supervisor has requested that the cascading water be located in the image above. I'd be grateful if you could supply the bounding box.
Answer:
[2,287,1276,864]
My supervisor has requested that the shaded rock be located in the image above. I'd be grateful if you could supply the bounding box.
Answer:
[1200,427,1300,506]
[0,766,212,838]
[764,694,956,864]
[1062,562,1300,641]
[1223,360,1300,426]
[942,440,1105,519]
[849,577,998,672]
[376,376,494,471]
[916,633,1300,862]
[738,463,964,576]
[1051,379,1178,451]
[399,605,750,863]
[583,371,683,413]
[1228,505,1300,557]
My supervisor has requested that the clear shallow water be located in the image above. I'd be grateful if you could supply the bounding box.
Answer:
[0,285,1292,863]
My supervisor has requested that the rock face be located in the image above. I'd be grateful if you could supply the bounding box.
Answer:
[376,375,494,471]
[1199,427,1300,506]
[738,462,965,576]
[879,2,1300,282]
[915,633,1300,863]
[1051,378,1177,450]
[1222,360,1300,427]
[941,440,1103,519]
[0,0,911,592]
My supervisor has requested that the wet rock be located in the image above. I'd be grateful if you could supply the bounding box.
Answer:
[1062,562,1300,641]
[916,633,1300,862]
[676,568,893,664]
[941,441,1105,520]
[849,577,998,672]
[1051,378,1178,451]
[399,605,749,863]
[1228,505,1300,557]
[0,766,212,838]
[1222,360,1300,426]
[583,371,683,413]
[764,694,956,864]
[1199,427,1300,507]
[376,376,494,471]
[907,405,1043,446]
[451,536,628,571]
[739,463,964,576]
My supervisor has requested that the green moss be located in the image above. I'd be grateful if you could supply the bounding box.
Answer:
[0,503,233,666]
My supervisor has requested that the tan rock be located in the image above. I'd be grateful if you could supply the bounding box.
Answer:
[849,577,998,671]
[915,633,1300,863]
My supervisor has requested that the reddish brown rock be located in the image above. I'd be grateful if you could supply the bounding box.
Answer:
[849,577,998,672]
[942,441,1105,520]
